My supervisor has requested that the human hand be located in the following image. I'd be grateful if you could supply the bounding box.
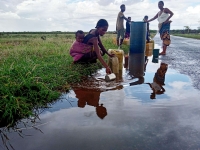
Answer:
[106,67,112,74]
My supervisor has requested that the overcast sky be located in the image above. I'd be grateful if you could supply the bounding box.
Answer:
[0,0,200,32]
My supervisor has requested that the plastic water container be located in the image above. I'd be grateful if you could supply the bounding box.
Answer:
[123,39,130,45]
[112,38,117,45]
[149,40,155,49]
[152,56,158,63]
[108,49,124,71]
[130,22,147,54]
[105,73,116,82]
[153,49,159,57]
[112,38,130,45]
[108,56,119,74]
[145,43,153,56]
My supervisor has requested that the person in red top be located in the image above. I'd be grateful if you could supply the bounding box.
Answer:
[70,19,114,74]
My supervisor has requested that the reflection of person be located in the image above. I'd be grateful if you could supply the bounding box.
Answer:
[74,85,123,119]
[96,104,107,119]
[143,16,150,68]
[75,89,100,108]
[146,62,168,99]
[70,19,113,74]
[125,17,131,39]
[74,88,107,119]
[147,1,174,55]
[116,4,131,47]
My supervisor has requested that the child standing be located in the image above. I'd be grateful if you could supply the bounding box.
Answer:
[143,16,150,42]
[125,17,131,39]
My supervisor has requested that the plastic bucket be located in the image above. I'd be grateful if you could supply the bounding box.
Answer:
[153,49,159,57]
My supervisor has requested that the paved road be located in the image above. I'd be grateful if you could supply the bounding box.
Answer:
[153,34,200,90]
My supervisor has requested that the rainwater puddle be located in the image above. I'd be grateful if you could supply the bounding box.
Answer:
[1,54,200,150]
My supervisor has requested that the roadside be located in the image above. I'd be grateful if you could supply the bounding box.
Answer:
[153,34,200,90]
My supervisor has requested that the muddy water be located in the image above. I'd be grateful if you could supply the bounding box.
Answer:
[1,49,200,150]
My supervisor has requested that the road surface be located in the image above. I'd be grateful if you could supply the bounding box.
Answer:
[154,34,200,90]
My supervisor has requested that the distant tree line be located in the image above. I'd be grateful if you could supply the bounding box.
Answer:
[0,29,199,36]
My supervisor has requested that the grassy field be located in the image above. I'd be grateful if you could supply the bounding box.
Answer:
[0,33,130,128]
[172,33,200,40]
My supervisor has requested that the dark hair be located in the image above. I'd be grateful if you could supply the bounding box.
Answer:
[120,4,125,9]
[128,17,131,19]
[144,15,148,19]
[95,19,109,28]
[159,1,164,5]
[75,30,84,37]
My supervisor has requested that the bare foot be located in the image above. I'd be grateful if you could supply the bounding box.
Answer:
[159,52,166,55]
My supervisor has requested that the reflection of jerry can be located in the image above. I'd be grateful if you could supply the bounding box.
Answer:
[153,49,159,57]
[145,40,154,56]
[108,49,124,71]
[149,40,155,49]
[145,43,153,56]
[152,56,158,63]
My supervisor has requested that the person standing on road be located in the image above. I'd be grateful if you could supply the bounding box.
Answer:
[147,1,173,55]
[116,4,131,48]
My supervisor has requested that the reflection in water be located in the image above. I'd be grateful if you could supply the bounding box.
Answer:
[129,77,144,86]
[146,63,168,99]
[128,53,147,86]
[129,53,145,78]
[152,56,159,63]
[73,83,123,119]
[74,88,107,119]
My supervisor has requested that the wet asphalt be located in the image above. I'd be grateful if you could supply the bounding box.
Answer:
[154,34,200,90]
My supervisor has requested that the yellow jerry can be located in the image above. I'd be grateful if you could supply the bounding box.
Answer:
[112,38,117,45]
[123,38,130,45]
[108,49,124,71]
[145,42,153,57]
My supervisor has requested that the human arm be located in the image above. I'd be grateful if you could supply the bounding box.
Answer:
[97,36,115,57]
[119,12,131,22]
[92,37,112,74]
[123,16,131,22]
[147,13,158,23]
[163,8,174,24]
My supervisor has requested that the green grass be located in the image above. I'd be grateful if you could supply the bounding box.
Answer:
[172,33,200,40]
[0,33,126,128]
